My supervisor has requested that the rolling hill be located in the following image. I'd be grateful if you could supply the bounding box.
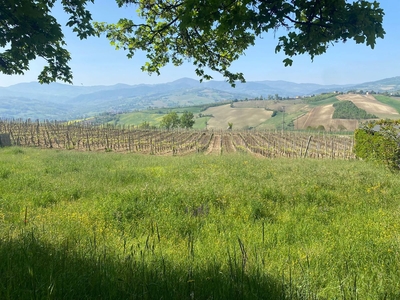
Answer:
[2,76,400,120]
[96,93,400,131]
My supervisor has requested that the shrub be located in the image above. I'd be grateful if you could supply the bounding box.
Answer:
[354,120,400,170]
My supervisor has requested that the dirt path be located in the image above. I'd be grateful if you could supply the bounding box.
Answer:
[222,134,236,153]
[205,134,222,155]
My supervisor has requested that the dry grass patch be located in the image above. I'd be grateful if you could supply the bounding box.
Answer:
[204,104,272,129]
[296,104,359,131]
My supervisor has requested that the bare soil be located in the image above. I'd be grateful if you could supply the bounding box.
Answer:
[204,134,222,155]
[222,134,236,153]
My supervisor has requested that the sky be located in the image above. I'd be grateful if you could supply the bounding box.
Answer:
[1,1,399,87]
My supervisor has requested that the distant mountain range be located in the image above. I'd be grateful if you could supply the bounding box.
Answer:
[1,76,400,120]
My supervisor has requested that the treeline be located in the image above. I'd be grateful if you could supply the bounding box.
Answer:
[332,101,377,119]
[303,93,336,103]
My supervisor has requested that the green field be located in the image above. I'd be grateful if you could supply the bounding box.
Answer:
[1,147,400,299]
[374,95,400,113]
[303,94,339,107]
[259,110,305,130]
[95,104,227,129]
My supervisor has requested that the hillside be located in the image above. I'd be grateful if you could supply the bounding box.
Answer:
[204,104,273,130]
[295,94,400,131]
[2,76,400,120]
[96,93,400,131]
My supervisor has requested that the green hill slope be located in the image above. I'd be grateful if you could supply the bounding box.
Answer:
[374,95,400,113]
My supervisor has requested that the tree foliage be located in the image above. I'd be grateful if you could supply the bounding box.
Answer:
[355,120,400,170]
[160,111,180,129]
[0,0,95,83]
[95,0,385,85]
[1,0,385,84]
[332,100,377,119]
[180,111,195,129]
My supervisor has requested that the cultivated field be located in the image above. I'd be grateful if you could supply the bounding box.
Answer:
[1,147,400,299]
[296,105,359,131]
[0,119,356,159]
[201,95,400,131]
[337,94,400,119]
[295,94,400,131]
[89,95,400,131]
[203,104,273,130]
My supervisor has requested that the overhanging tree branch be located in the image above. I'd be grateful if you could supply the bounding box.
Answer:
[0,0,386,85]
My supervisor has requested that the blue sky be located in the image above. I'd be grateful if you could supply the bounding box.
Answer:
[0,0,399,87]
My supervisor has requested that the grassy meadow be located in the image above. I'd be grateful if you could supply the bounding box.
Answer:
[102,105,219,130]
[1,147,400,299]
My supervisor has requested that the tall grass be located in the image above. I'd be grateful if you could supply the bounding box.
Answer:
[1,147,400,299]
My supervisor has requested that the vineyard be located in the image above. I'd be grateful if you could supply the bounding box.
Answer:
[0,119,355,159]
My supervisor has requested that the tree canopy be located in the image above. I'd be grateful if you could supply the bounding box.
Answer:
[180,111,195,128]
[0,0,95,83]
[160,111,180,129]
[1,0,385,85]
